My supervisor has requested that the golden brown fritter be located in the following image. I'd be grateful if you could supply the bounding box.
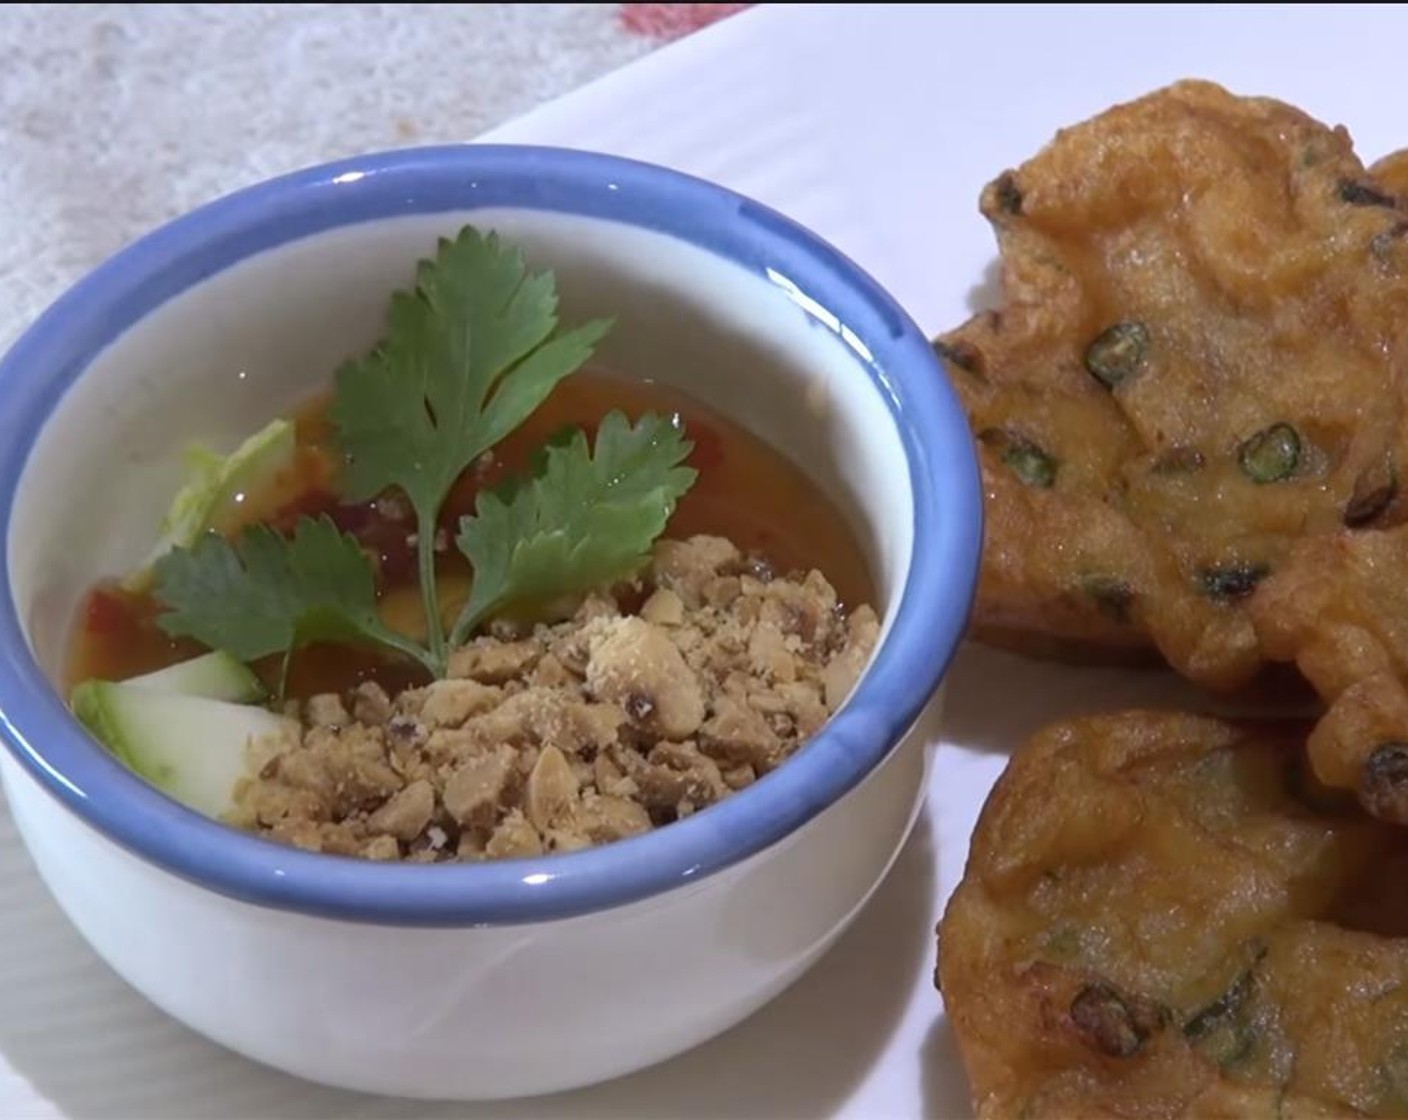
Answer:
[938,80,1408,691]
[937,711,1408,1119]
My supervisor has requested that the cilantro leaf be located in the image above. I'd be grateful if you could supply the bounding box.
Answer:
[450,411,697,643]
[152,516,435,688]
[330,226,611,668]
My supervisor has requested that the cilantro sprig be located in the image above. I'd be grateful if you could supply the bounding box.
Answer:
[148,224,698,685]
[330,227,611,667]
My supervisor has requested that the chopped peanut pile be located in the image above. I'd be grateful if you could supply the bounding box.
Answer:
[229,535,879,862]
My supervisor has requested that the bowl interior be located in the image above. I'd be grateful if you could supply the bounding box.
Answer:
[14,208,910,686]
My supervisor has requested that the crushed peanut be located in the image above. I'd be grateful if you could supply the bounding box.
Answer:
[229,535,879,862]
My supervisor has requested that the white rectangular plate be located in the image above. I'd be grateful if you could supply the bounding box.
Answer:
[5,5,1407,1116]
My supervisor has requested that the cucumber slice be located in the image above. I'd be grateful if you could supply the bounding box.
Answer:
[122,417,296,592]
[125,650,267,704]
[70,682,294,818]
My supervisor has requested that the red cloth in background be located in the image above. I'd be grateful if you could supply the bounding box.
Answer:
[619,4,751,41]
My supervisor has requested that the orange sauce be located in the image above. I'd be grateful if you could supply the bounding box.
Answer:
[64,369,873,700]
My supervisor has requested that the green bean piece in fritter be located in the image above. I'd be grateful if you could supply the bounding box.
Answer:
[1238,423,1300,484]
[1084,322,1149,389]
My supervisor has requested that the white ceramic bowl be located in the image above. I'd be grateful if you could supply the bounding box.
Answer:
[0,146,981,1099]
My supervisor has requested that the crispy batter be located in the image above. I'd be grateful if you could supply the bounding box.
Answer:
[1250,526,1408,823]
[937,711,1408,1119]
[938,80,1408,691]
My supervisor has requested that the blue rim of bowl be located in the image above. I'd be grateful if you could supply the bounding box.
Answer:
[0,145,981,927]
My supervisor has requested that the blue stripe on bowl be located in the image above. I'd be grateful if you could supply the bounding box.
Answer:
[0,145,982,927]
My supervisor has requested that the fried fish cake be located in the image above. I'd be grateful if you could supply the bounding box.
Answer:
[937,712,1408,1119]
[939,80,1408,690]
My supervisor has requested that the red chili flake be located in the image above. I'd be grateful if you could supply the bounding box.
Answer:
[618,3,751,41]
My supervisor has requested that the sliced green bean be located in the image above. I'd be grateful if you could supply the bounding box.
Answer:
[978,428,1056,488]
[1084,322,1148,389]
[1238,423,1300,484]
[1198,563,1270,603]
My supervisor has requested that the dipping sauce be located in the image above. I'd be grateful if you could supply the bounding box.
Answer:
[65,370,874,701]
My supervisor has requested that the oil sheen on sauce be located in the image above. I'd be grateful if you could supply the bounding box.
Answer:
[65,370,874,700]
